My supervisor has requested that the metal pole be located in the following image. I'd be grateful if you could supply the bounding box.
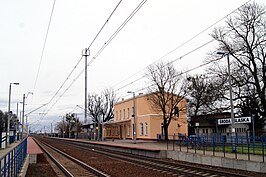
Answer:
[16,102,18,141]
[94,121,96,140]
[62,116,65,138]
[98,120,100,141]
[26,116,28,135]
[22,94,25,139]
[7,84,12,146]
[69,123,71,138]
[252,115,255,154]
[133,92,136,144]
[16,103,19,119]
[8,83,11,113]
[76,116,78,139]
[7,83,19,145]
[83,48,90,124]
[19,111,22,139]
[227,54,236,152]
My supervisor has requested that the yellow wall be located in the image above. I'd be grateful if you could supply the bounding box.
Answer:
[103,93,188,140]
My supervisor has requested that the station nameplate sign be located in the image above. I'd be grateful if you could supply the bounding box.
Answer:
[218,117,251,125]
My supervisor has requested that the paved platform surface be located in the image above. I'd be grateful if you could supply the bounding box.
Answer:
[0,140,21,159]
[27,137,43,154]
[68,138,265,163]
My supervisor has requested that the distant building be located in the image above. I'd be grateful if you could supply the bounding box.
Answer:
[189,112,252,137]
[103,93,188,140]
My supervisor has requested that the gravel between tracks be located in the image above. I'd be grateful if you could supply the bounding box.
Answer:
[39,137,174,177]
[28,137,266,177]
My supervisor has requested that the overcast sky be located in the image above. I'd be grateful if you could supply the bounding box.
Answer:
[1,0,264,132]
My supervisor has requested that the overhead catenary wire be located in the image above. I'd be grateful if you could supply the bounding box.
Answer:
[30,0,147,124]
[87,0,123,49]
[114,38,215,92]
[88,0,147,66]
[39,0,124,114]
[44,37,217,120]
[32,0,56,94]
[30,52,224,128]
[111,0,253,89]
[42,0,147,118]
[31,0,253,130]
[119,55,225,99]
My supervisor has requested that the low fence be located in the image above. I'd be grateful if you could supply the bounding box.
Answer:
[0,138,27,177]
[158,134,266,162]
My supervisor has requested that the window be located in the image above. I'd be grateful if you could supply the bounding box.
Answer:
[206,129,208,134]
[116,127,119,135]
[119,110,121,120]
[140,123,143,136]
[145,123,148,135]
[202,129,205,134]
[116,111,118,121]
[127,108,130,119]
[132,107,134,117]
[123,109,125,120]
[127,125,131,136]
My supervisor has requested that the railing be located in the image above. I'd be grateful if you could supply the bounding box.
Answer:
[0,138,27,177]
[158,134,266,162]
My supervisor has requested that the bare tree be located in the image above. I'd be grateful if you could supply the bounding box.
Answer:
[146,61,186,140]
[55,121,67,137]
[100,88,116,122]
[0,110,7,132]
[210,2,266,128]
[0,110,18,132]
[186,74,226,117]
[87,93,102,124]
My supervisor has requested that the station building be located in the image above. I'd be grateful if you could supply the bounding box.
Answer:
[189,112,252,138]
[103,93,188,140]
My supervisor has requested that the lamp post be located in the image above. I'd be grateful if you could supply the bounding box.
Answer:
[127,91,136,144]
[7,82,19,146]
[217,52,236,152]
[21,92,33,138]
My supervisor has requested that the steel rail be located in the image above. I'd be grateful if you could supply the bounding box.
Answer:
[33,137,109,177]
[33,137,74,177]
[48,137,253,177]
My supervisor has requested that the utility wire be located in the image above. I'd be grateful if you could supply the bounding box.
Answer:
[120,55,224,99]
[112,0,252,89]
[31,0,145,124]
[87,0,123,49]
[44,37,214,119]
[114,39,215,92]
[88,0,147,66]
[32,0,56,93]
[30,0,252,131]
[35,0,124,120]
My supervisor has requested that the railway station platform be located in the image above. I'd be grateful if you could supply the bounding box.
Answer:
[52,137,266,173]
[27,136,43,164]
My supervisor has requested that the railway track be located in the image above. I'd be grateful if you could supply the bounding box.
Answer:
[33,137,109,177]
[36,137,259,177]
[54,139,252,177]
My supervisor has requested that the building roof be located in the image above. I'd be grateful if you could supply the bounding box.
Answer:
[190,112,231,123]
